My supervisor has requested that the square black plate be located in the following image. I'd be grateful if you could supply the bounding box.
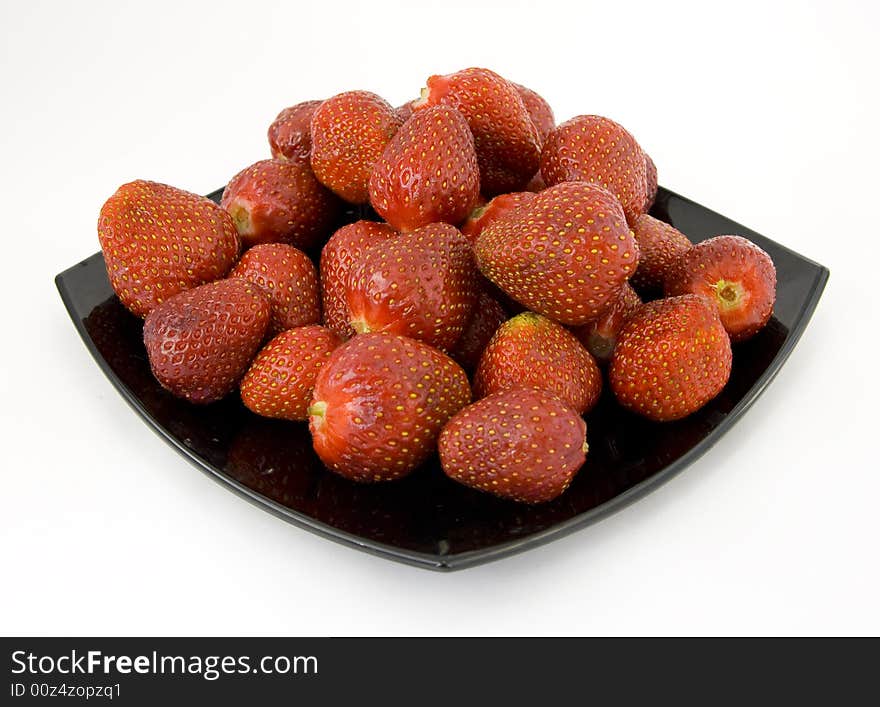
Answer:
[56,187,828,571]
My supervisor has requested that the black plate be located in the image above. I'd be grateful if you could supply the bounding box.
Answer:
[56,187,828,570]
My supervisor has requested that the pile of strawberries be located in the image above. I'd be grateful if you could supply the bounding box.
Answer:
[97,67,777,504]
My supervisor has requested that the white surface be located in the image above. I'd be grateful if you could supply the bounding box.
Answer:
[1,0,878,637]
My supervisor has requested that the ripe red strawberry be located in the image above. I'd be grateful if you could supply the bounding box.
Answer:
[228,243,321,335]
[308,333,471,481]
[98,180,241,318]
[643,151,658,213]
[664,235,777,342]
[369,105,480,232]
[609,295,732,421]
[143,278,271,404]
[413,67,541,196]
[475,181,639,325]
[268,99,323,162]
[630,213,692,293]
[449,288,508,373]
[309,91,403,204]
[541,115,648,222]
[345,223,476,351]
[240,325,342,421]
[474,312,602,414]
[394,101,415,123]
[221,158,341,251]
[460,191,534,246]
[319,220,398,340]
[571,282,641,363]
[513,82,555,145]
[439,387,587,504]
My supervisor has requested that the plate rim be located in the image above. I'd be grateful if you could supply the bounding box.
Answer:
[56,187,830,571]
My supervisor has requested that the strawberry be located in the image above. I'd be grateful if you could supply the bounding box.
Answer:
[449,288,508,373]
[319,220,398,340]
[609,294,732,421]
[643,151,658,213]
[98,180,241,318]
[308,332,471,481]
[143,278,271,404]
[513,82,555,146]
[474,312,602,414]
[540,115,648,222]
[474,181,639,325]
[240,325,342,421]
[438,387,587,504]
[268,99,323,162]
[664,235,777,342]
[413,67,541,196]
[394,101,415,123]
[630,213,692,293]
[345,223,476,351]
[460,191,534,246]
[221,158,341,251]
[571,282,641,363]
[369,104,480,232]
[309,91,403,204]
[228,243,321,335]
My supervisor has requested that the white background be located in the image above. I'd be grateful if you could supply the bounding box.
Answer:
[1,0,878,636]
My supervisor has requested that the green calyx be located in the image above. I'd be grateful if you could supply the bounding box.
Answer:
[506,311,547,329]
[308,400,327,423]
[712,279,745,311]
[229,204,251,235]
[350,318,371,335]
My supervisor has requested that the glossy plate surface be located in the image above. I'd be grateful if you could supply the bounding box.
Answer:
[57,187,828,570]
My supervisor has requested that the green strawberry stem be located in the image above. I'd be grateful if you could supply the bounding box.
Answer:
[229,203,252,235]
[350,318,371,334]
[308,400,327,426]
[713,278,745,311]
